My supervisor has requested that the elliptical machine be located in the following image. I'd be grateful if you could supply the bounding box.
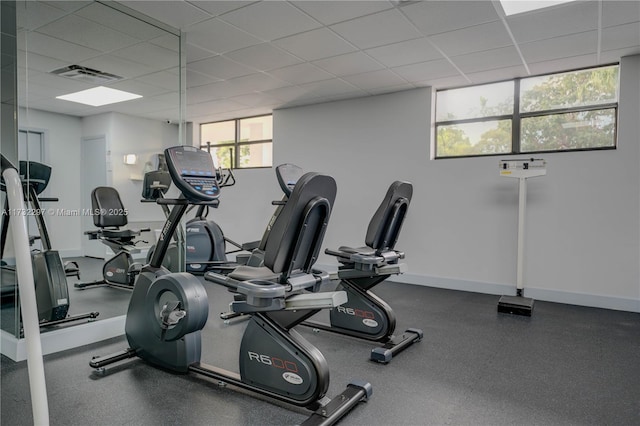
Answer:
[141,167,253,274]
[183,165,265,274]
[90,146,371,425]
[0,160,98,326]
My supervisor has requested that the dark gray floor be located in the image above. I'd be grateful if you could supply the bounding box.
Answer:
[2,279,640,425]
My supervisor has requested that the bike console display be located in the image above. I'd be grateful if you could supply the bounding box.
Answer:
[164,146,220,202]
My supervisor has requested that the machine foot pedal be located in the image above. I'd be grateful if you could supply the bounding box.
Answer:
[497,295,534,316]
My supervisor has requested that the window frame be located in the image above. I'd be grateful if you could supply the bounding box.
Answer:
[200,114,273,169]
[434,64,619,159]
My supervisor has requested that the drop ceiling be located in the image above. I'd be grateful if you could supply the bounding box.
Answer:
[16,0,640,125]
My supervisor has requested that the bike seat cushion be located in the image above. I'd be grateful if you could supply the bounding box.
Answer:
[228,265,279,281]
[100,229,139,240]
[337,246,376,256]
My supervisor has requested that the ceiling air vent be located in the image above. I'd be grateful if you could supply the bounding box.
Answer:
[50,65,123,84]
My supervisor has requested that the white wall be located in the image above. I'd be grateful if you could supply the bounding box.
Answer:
[109,112,178,224]
[228,55,640,313]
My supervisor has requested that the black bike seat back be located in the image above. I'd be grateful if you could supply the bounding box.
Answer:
[263,172,337,277]
[365,181,412,251]
[92,186,128,228]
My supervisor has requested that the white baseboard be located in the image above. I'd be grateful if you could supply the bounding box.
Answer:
[314,263,640,313]
[1,316,125,362]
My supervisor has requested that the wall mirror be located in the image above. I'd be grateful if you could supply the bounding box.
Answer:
[1,0,184,349]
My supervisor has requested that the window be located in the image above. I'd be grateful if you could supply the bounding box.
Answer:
[434,65,619,158]
[200,115,273,169]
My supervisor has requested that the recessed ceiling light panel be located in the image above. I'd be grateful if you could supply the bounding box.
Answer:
[56,86,142,107]
[500,0,577,16]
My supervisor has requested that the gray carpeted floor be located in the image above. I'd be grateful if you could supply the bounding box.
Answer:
[2,276,640,425]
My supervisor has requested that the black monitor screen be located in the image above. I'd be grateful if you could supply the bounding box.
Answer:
[173,149,215,178]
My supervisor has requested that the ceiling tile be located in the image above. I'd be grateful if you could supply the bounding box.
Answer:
[80,54,157,79]
[119,1,211,29]
[111,43,179,71]
[219,2,321,41]
[602,0,640,28]
[109,79,172,97]
[16,1,68,31]
[26,97,88,115]
[188,55,257,80]
[365,37,444,67]
[186,43,216,63]
[368,83,415,96]
[41,1,91,13]
[134,70,180,90]
[226,73,290,92]
[330,9,421,49]
[392,59,460,83]
[401,1,500,36]
[24,71,93,96]
[186,69,221,88]
[601,22,640,52]
[451,46,523,74]
[312,52,384,76]
[519,31,598,64]
[186,18,262,55]
[262,85,310,102]
[229,92,282,108]
[297,79,365,99]
[267,63,334,85]
[466,65,529,86]
[527,54,597,76]
[188,1,256,18]
[600,47,640,64]
[188,99,246,116]
[150,34,180,52]
[273,28,357,61]
[23,52,68,74]
[506,1,599,44]
[76,2,168,41]
[429,21,513,57]
[415,75,469,90]
[341,69,407,91]
[281,95,334,108]
[225,43,302,71]
[114,94,179,117]
[187,82,229,105]
[187,79,266,104]
[36,15,140,52]
[291,1,393,25]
